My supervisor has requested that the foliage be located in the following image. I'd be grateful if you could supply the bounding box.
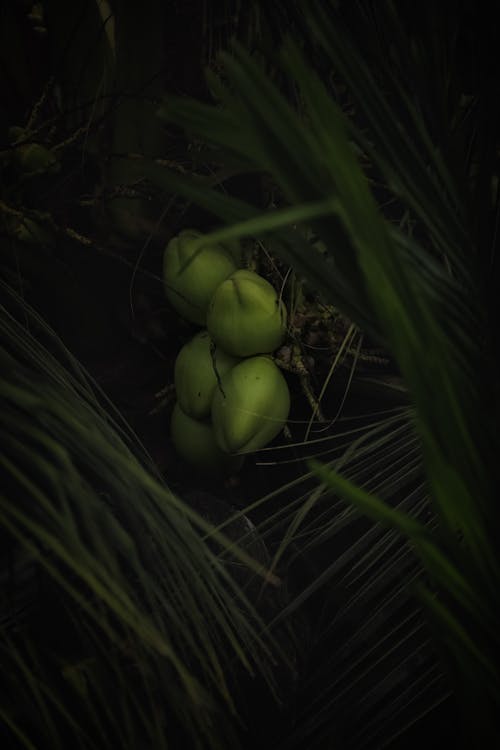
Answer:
[0,279,284,749]
[155,1,500,746]
[1,5,285,747]
[1,1,499,749]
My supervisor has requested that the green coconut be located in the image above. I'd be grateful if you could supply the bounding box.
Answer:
[174,331,239,419]
[206,269,287,357]
[170,402,244,475]
[211,356,290,454]
[163,229,240,324]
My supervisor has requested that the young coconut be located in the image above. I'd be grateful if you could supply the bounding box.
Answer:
[170,402,244,475]
[206,269,287,357]
[174,331,239,419]
[211,356,290,454]
[163,229,241,325]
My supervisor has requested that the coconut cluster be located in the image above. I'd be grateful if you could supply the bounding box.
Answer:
[163,229,290,475]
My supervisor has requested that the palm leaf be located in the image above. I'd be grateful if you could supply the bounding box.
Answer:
[154,3,499,746]
[0,280,284,749]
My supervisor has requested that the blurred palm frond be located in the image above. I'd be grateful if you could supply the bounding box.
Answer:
[0,279,283,749]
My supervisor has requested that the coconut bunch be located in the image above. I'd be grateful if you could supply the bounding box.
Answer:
[163,229,290,474]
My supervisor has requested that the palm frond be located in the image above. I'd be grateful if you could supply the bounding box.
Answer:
[0,280,284,749]
[154,3,500,746]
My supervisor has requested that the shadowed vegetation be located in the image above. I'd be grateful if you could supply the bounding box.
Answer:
[1,1,498,748]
